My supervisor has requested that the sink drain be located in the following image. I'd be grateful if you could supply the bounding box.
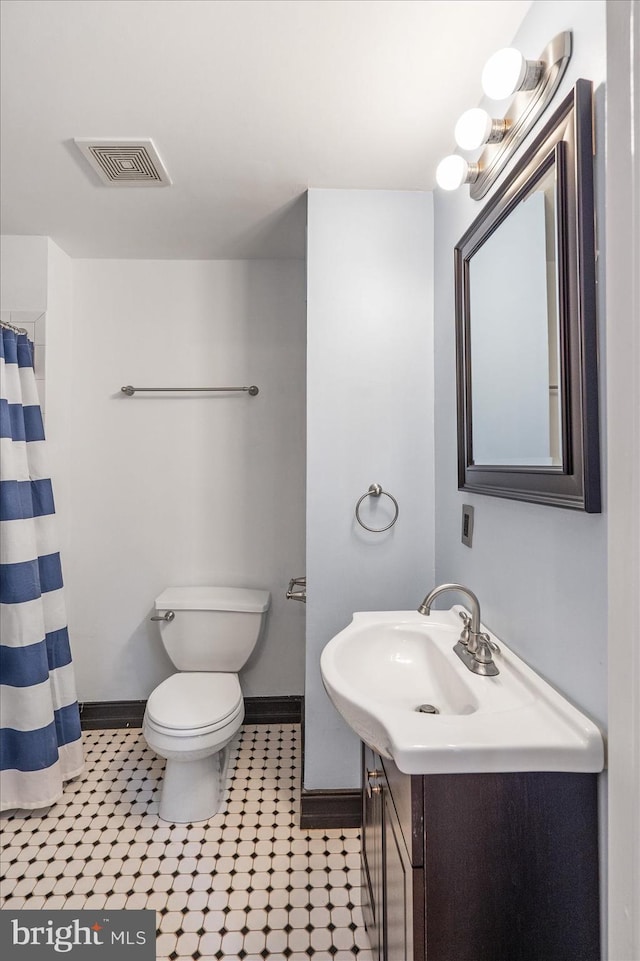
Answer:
[417,703,440,714]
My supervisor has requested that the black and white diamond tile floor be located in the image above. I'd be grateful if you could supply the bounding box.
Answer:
[0,724,373,961]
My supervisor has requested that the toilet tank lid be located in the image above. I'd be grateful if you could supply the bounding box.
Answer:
[155,586,271,613]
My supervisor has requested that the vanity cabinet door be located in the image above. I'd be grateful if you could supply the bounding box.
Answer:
[362,746,420,961]
[362,744,384,960]
[383,783,414,961]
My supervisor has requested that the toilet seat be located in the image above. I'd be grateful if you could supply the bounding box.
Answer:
[145,672,243,737]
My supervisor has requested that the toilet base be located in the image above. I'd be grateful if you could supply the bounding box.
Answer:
[158,746,230,823]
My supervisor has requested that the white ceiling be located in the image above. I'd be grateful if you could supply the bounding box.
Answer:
[0,0,532,259]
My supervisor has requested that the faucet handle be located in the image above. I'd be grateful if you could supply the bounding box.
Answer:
[480,632,500,654]
[474,633,500,664]
[458,610,472,646]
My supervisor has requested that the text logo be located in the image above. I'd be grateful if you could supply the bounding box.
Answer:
[0,911,155,959]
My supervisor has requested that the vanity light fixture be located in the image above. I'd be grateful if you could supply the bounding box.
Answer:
[435,155,479,191]
[481,47,544,100]
[434,31,572,200]
[454,108,509,151]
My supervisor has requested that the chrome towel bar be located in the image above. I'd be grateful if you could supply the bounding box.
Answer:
[121,385,259,396]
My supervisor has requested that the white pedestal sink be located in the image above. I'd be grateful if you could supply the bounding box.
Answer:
[320,605,604,775]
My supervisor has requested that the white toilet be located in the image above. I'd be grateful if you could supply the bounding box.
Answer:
[143,585,270,823]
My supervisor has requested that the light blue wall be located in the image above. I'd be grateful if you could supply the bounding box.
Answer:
[434,0,607,725]
[433,4,609,941]
[305,188,435,790]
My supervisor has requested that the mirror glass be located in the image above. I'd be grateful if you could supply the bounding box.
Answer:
[468,164,562,467]
[455,80,601,512]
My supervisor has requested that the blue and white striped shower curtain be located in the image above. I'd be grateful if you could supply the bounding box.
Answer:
[0,326,83,810]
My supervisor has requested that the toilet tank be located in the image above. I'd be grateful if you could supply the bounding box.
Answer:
[154,586,271,672]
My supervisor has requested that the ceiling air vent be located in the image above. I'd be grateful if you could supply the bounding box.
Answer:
[74,138,172,187]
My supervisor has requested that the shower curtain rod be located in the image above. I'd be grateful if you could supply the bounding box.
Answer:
[0,319,29,335]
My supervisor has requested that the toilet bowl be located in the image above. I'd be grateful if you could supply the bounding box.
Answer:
[142,586,270,823]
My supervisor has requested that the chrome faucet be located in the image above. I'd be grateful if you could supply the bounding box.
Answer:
[418,583,499,676]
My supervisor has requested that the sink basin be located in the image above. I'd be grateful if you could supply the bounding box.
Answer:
[320,606,604,775]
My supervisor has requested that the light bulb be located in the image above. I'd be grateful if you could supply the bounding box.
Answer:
[454,108,493,151]
[435,155,477,191]
[481,47,542,100]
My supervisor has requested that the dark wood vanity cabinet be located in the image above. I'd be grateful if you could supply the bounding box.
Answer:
[362,744,417,960]
[361,744,601,961]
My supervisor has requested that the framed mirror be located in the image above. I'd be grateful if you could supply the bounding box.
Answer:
[455,80,601,511]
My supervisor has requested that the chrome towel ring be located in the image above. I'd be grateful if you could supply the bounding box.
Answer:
[355,484,399,533]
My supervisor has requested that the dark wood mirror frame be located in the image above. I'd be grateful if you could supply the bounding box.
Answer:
[455,79,601,512]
